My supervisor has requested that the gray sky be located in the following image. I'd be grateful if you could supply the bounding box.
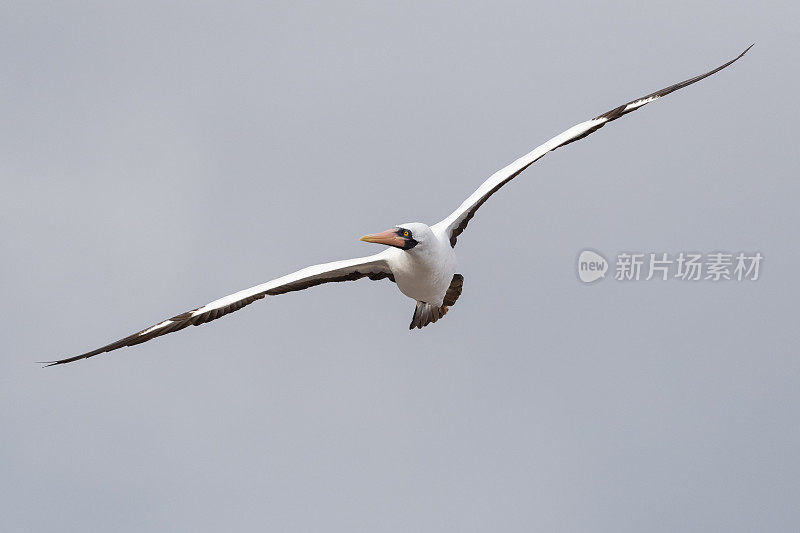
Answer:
[2,1,799,531]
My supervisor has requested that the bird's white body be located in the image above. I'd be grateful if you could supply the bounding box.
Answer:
[381,225,457,307]
[47,46,752,365]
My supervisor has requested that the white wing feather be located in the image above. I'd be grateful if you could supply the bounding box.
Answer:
[434,46,752,247]
[46,252,392,365]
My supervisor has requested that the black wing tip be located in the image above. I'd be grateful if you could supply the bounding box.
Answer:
[39,349,103,367]
[595,44,754,122]
[724,43,754,68]
[38,356,84,367]
[730,43,754,63]
[732,44,754,62]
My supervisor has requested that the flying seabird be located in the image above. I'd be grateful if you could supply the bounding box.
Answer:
[45,46,752,366]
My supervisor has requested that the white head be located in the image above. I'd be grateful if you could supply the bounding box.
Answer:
[359,222,433,251]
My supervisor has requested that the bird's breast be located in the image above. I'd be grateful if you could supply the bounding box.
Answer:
[387,245,457,306]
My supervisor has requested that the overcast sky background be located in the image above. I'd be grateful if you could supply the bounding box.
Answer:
[2,1,798,531]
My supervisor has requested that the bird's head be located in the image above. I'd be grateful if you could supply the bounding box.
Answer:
[359,222,432,251]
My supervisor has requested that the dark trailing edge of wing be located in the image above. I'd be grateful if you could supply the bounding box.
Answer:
[43,270,395,367]
[448,155,546,247]
[265,271,393,295]
[447,45,753,247]
[443,274,463,307]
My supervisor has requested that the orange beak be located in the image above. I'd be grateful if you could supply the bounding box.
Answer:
[360,228,404,247]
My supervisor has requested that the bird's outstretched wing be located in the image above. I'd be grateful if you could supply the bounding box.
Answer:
[44,254,393,366]
[433,45,753,247]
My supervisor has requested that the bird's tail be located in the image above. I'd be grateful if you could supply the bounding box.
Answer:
[409,274,464,329]
[410,301,448,329]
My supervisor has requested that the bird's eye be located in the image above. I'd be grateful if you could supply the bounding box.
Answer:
[403,230,410,237]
